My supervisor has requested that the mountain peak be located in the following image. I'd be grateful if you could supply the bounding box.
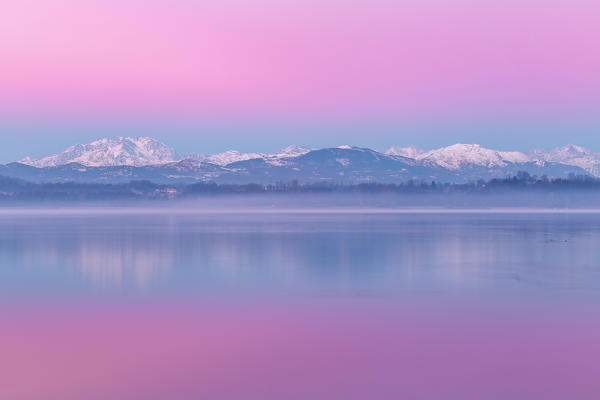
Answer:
[385,142,600,175]
[555,144,591,155]
[416,143,529,170]
[532,144,600,175]
[385,146,425,158]
[16,139,600,178]
[20,137,180,168]
[278,145,311,157]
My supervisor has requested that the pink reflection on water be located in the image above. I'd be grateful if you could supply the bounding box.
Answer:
[1,300,599,400]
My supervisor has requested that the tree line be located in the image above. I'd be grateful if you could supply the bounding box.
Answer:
[0,172,599,200]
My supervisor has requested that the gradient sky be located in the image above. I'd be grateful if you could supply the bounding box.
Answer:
[1,0,599,162]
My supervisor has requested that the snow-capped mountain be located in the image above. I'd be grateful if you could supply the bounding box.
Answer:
[3,144,587,185]
[529,145,600,176]
[10,137,599,184]
[387,144,531,170]
[386,143,600,176]
[19,137,312,169]
[276,145,312,158]
[386,146,426,159]
[188,150,265,166]
[184,145,311,166]
[20,137,180,168]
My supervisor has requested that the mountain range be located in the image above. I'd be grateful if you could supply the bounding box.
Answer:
[4,136,598,185]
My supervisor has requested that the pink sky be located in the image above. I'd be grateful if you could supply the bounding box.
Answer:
[2,0,599,119]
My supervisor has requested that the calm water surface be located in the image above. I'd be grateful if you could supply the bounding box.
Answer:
[1,209,599,399]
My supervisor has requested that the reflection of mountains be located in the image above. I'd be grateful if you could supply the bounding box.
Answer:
[13,230,174,288]
[9,216,477,291]
[0,215,498,292]
[4,213,591,294]
[0,215,453,292]
[77,238,174,288]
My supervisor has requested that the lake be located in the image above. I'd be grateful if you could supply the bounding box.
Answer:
[1,207,599,399]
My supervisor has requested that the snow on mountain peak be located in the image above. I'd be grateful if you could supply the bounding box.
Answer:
[277,145,311,157]
[415,144,529,170]
[203,150,265,166]
[384,142,600,175]
[20,137,180,168]
[385,146,426,158]
[530,144,600,176]
[17,138,600,177]
[19,137,310,169]
[561,144,589,154]
[182,146,310,167]
[385,143,531,170]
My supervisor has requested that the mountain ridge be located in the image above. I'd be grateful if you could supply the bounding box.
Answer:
[20,137,312,168]
[11,137,600,184]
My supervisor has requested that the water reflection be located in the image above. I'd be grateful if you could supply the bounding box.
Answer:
[0,212,599,298]
[0,220,173,289]
[2,210,600,400]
